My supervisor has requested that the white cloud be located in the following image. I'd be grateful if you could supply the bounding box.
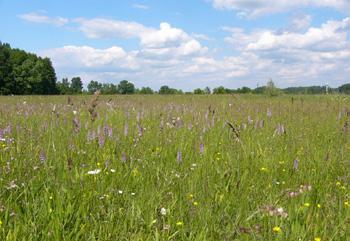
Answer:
[290,14,312,31]
[247,18,350,51]
[221,16,350,86]
[41,45,139,70]
[211,0,350,17]
[76,18,208,58]
[36,14,350,89]
[18,13,68,26]
[132,3,150,10]
[76,18,150,39]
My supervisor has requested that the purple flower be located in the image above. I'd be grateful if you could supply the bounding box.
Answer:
[39,152,46,163]
[121,153,127,163]
[293,159,299,170]
[108,127,113,138]
[199,143,204,154]
[97,126,105,147]
[177,150,182,163]
[87,130,96,142]
[267,108,272,118]
[72,118,80,133]
[124,123,129,137]
[103,124,109,136]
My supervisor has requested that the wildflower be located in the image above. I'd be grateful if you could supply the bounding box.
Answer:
[193,201,199,206]
[177,150,182,163]
[345,201,350,207]
[118,190,123,194]
[336,181,341,186]
[314,237,321,241]
[304,203,310,207]
[199,143,204,154]
[39,152,46,163]
[121,153,127,163]
[132,168,139,177]
[293,159,299,170]
[87,169,101,175]
[272,226,281,233]
[188,194,194,199]
[262,206,288,218]
[110,169,116,173]
[260,167,268,172]
[6,180,18,190]
[124,123,128,136]
[317,204,321,208]
[0,219,2,226]
[160,207,167,216]
[176,221,183,226]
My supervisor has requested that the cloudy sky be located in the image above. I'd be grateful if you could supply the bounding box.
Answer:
[1,0,349,90]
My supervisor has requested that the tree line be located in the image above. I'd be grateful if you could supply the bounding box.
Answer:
[1,42,350,95]
[0,42,57,95]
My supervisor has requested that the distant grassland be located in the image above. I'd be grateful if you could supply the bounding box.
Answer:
[0,94,349,240]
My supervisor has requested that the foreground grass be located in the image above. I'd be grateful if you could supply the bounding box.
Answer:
[0,94,349,240]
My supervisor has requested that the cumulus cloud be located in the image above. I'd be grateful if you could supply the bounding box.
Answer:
[211,0,350,17]
[36,14,350,89]
[222,17,350,85]
[76,18,208,58]
[18,12,68,26]
[41,45,139,71]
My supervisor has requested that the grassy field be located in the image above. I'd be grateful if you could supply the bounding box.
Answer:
[0,94,349,240]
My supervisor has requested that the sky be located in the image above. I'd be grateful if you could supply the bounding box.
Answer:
[0,0,349,90]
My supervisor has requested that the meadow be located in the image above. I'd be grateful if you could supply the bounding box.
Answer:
[0,94,349,241]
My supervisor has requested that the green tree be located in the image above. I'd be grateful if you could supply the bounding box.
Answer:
[204,87,211,94]
[118,80,135,94]
[87,80,102,94]
[139,87,154,94]
[71,77,83,94]
[213,86,227,94]
[265,79,280,97]
[0,42,13,94]
[338,84,350,94]
[101,83,118,94]
[193,88,204,94]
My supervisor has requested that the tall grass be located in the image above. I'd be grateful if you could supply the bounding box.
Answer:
[0,95,349,240]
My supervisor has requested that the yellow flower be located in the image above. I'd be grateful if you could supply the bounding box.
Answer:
[0,219,2,226]
[193,201,199,206]
[317,204,321,208]
[314,237,321,241]
[345,201,350,207]
[273,226,281,233]
[260,167,268,172]
[132,168,139,177]
[188,194,194,199]
[304,203,310,207]
[336,181,341,186]
[176,221,183,226]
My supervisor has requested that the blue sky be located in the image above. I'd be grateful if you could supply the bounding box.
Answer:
[1,0,349,90]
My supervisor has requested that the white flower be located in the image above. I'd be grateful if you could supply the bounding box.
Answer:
[73,110,77,115]
[87,169,101,175]
[160,207,167,216]
[110,169,116,173]
[118,190,123,194]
